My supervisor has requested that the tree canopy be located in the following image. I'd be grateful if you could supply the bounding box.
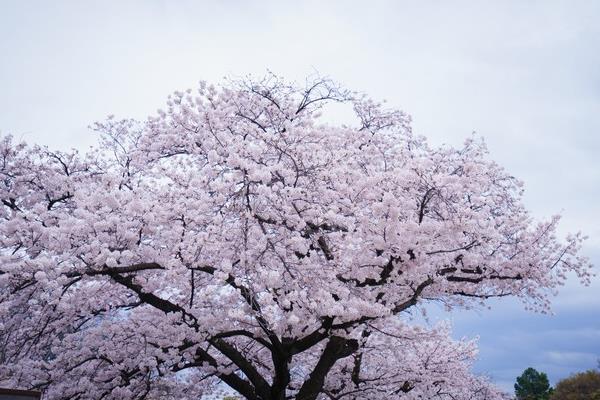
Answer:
[515,367,553,400]
[551,370,600,400]
[0,75,591,399]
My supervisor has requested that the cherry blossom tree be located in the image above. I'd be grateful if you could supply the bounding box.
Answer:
[0,75,591,400]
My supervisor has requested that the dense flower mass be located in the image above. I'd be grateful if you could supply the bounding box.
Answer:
[0,75,591,399]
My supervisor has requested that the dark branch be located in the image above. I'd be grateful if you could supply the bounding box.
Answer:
[296,336,359,400]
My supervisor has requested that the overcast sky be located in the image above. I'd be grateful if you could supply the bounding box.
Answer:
[1,0,599,393]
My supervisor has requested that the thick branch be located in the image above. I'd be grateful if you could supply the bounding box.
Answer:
[106,272,198,326]
[391,277,434,313]
[208,338,271,400]
[65,262,164,278]
[192,346,261,400]
[336,255,401,287]
[288,317,333,355]
[296,336,359,400]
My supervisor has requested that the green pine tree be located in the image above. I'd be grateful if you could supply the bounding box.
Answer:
[515,367,553,400]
